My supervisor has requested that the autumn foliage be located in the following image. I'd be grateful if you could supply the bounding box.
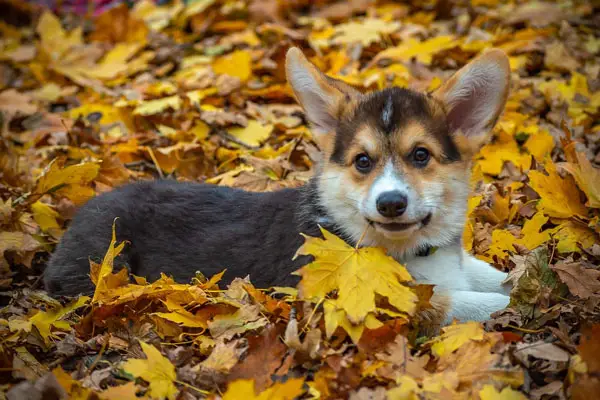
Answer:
[1,0,600,399]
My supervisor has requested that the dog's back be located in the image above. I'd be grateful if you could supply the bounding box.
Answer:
[44,180,309,296]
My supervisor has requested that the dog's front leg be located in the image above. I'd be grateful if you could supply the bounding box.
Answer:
[416,290,510,335]
[461,251,511,295]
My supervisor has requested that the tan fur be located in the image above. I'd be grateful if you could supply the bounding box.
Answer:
[416,292,451,336]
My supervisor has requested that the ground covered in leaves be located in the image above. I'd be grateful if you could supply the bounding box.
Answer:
[1,0,600,399]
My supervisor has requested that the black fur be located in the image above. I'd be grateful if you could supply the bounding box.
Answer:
[44,180,324,296]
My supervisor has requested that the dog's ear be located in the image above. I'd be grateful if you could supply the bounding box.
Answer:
[433,49,510,143]
[286,47,360,136]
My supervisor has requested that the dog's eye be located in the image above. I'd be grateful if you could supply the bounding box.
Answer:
[412,147,430,166]
[354,154,373,173]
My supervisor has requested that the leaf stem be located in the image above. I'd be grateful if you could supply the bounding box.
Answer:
[145,146,165,179]
[355,225,370,249]
[507,324,544,334]
[303,297,325,332]
[85,336,108,376]
[175,379,210,395]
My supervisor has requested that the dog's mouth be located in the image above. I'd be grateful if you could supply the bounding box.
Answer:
[368,213,432,232]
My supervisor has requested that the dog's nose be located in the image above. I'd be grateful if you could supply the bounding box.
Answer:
[376,191,408,218]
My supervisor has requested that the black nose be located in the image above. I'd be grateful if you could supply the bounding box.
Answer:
[376,191,408,218]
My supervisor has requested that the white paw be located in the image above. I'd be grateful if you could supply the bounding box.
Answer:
[462,252,510,295]
[445,291,510,323]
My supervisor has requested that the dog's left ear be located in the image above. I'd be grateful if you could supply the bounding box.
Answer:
[434,49,510,142]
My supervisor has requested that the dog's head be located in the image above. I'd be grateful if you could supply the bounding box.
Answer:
[286,47,510,254]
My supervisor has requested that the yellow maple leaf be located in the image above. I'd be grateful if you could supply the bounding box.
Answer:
[528,161,588,219]
[85,43,144,80]
[479,385,527,400]
[91,273,207,307]
[53,366,96,399]
[295,227,417,324]
[31,201,60,232]
[37,11,83,61]
[131,0,183,31]
[560,152,600,209]
[552,222,597,253]
[29,296,90,344]
[35,159,100,205]
[213,50,252,82]
[222,378,305,400]
[421,371,459,395]
[477,138,531,176]
[100,381,139,400]
[538,72,600,125]
[323,300,383,343]
[522,126,554,161]
[228,120,273,147]
[92,220,126,303]
[31,83,63,102]
[373,36,458,65]
[190,120,211,140]
[387,375,420,400]
[516,212,550,250]
[430,321,485,358]
[68,103,132,127]
[485,229,517,261]
[153,298,208,328]
[329,19,400,47]
[122,340,178,400]
[133,95,182,116]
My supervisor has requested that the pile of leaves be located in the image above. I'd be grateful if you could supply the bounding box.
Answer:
[1,0,600,398]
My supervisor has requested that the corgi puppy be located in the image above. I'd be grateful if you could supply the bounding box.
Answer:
[44,47,511,327]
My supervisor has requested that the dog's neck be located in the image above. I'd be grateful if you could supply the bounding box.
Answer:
[295,179,345,238]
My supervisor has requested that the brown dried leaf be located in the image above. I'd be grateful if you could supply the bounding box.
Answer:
[551,261,600,299]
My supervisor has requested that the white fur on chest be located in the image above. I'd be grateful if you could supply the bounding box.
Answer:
[400,246,511,323]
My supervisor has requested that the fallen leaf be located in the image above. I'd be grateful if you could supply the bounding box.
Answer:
[37,11,83,60]
[31,201,60,233]
[35,159,100,205]
[30,296,90,345]
[122,341,178,400]
[528,161,588,219]
[92,220,126,303]
[295,226,417,324]
[197,339,247,374]
[372,36,458,65]
[13,346,48,380]
[133,95,182,116]
[329,19,400,47]
[208,304,268,339]
[0,89,38,115]
[228,120,273,147]
[560,152,600,209]
[228,324,290,391]
[550,261,600,299]
[222,378,305,400]
[213,50,252,82]
[516,212,550,250]
[479,384,527,400]
[430,321,485,359]
[545,41,580,72]
[153,298,208,328]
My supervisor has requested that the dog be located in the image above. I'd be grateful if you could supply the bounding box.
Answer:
[44,47,511,327]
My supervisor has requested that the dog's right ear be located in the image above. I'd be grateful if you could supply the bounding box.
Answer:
[286,47,360,136]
